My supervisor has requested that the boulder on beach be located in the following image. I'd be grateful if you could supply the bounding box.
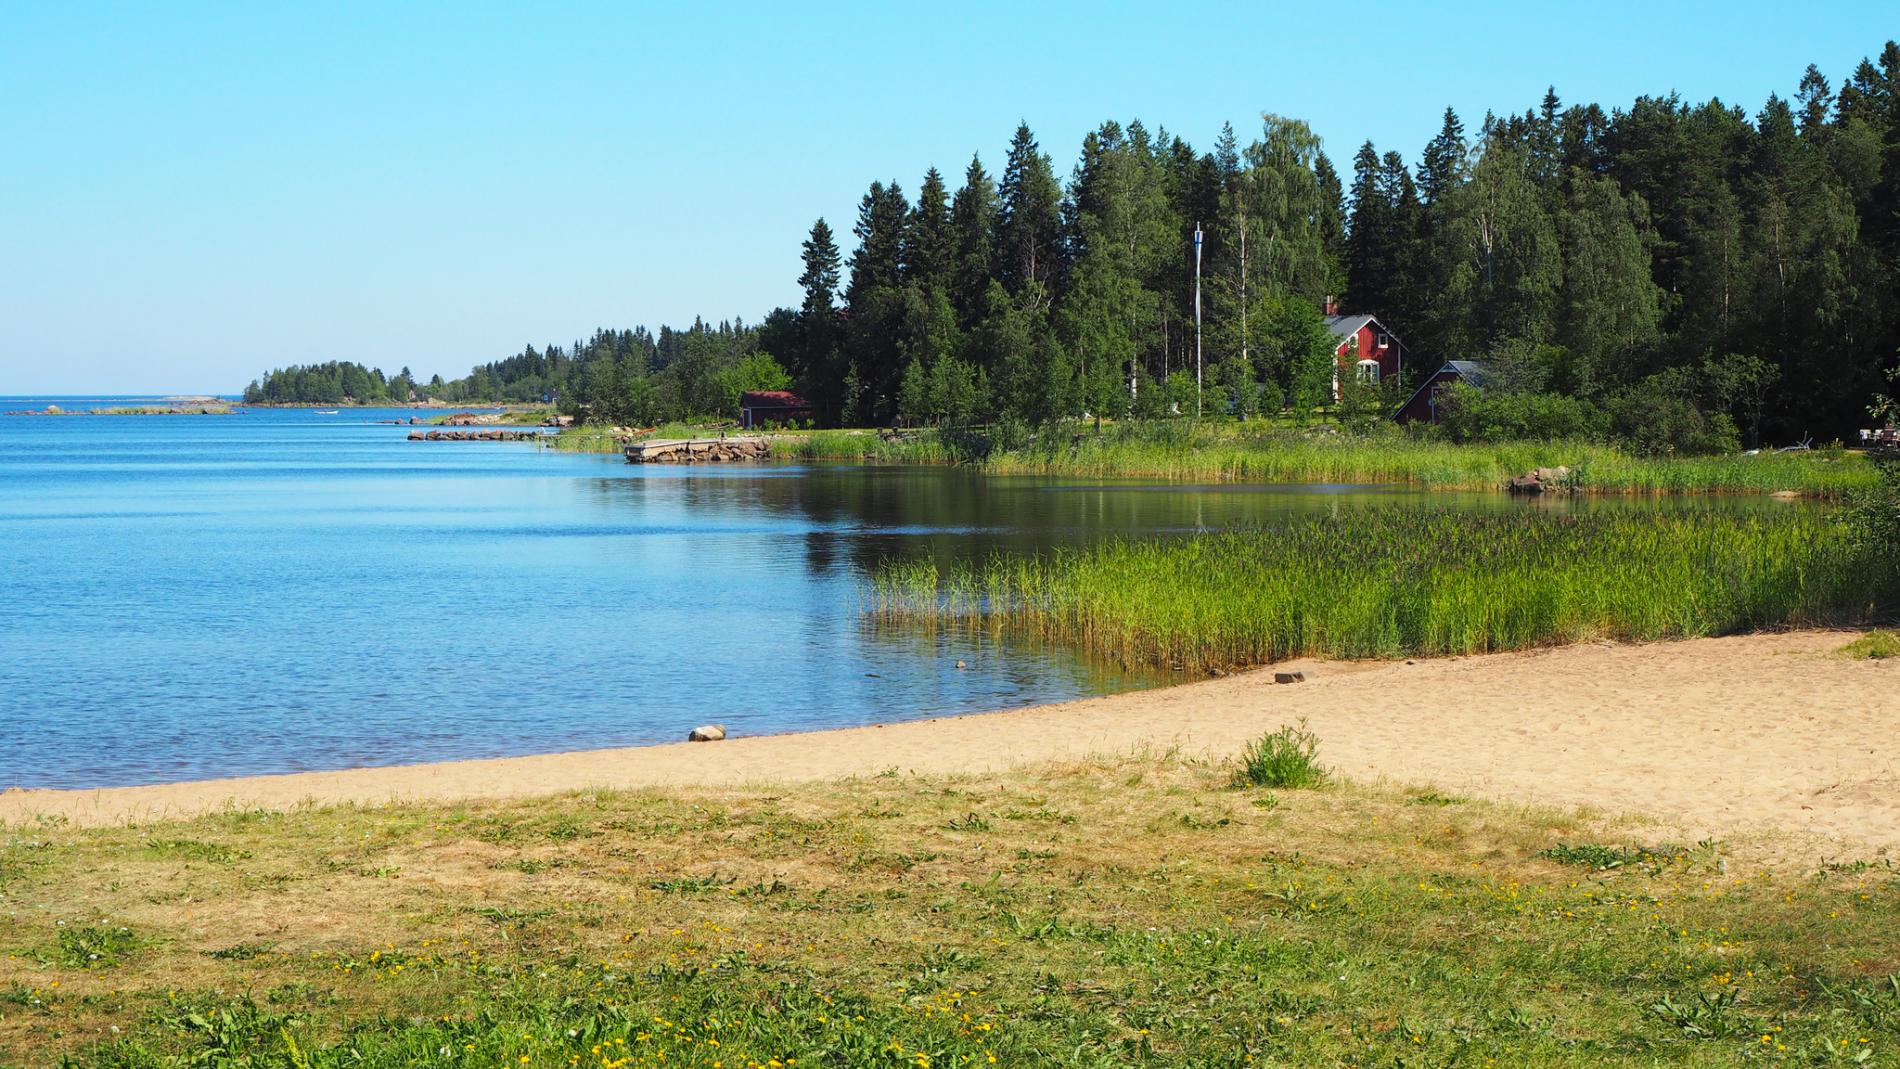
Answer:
[1274,670,1305,684]
[688,724,727,742]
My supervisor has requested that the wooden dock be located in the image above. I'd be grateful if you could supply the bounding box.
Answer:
[624,436,771,463]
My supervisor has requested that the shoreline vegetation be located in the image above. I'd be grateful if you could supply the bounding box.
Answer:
[873,508,1894,674]
[549,420,1879,497]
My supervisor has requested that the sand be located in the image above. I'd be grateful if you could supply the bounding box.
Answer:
[4,630,1896,852]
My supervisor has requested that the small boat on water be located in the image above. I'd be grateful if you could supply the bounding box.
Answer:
[315,409,340,415]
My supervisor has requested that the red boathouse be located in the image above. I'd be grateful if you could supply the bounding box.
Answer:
[739,390,814,429]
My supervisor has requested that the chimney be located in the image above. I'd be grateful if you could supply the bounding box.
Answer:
[1323,295,1338,317]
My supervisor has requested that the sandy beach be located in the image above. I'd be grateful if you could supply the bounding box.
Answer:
[6,629,1895,850]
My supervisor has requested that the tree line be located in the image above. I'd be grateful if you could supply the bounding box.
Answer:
[249,39,1900,448]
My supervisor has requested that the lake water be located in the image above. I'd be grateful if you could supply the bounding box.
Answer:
[0,399,1763,789]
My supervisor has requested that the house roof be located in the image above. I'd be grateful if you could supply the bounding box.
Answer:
[1443,360,1489,388]
[1323,314,1376,340]
[739,390,810,407]
[1394,361,1488,422]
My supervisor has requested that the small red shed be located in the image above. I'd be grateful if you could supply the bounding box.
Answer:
[1394,361,1489,425]
[739,390,814,429]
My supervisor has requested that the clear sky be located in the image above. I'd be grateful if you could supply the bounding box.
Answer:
[1,1,1890,393]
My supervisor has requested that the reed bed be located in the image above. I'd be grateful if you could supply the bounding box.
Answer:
[872,509,1892,672]
[767,429,961,464]
[983,424,1876,497]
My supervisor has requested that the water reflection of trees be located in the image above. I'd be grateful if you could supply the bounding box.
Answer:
[577,464,1791,584]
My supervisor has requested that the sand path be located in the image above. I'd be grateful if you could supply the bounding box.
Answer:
[5,631,1896,850]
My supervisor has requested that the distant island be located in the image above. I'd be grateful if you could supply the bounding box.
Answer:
[6,397,236,416]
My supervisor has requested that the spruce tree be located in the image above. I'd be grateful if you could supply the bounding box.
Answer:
[950,155,1000,328]
[997,123,1065,296]
[905,167,954,293]
[1419,107,1470,209]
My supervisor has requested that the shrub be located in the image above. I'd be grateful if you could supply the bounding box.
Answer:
[1232,721,1326,788]
[1435,385,1608,443]
[1606,371,1740,456]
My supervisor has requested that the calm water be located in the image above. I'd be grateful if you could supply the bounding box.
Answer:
[0,399,1769,789]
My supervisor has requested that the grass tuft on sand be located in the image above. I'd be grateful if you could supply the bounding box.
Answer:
[1840,629,1900,659]
[3,752,1897,1067]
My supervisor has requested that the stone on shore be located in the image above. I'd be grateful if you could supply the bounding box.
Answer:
[688,724,727,742]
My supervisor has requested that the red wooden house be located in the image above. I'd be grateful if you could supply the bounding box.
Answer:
[1322,297,1406,400]
[739,390,813,429]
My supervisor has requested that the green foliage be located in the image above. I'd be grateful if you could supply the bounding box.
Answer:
[710,352,792,418]
[874,507,1896,673]
[1232,722,1326,788]
[1435,384,1608,443]
[1607,370,1743,455]
[243,361,402,405]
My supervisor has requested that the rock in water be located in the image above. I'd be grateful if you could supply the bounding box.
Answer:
[687,724,727,742]
[1273,671,1305,684]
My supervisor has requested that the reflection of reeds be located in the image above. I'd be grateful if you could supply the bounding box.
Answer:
[872,509,1892,673]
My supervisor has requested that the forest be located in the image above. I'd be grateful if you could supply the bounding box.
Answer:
[246,39,1900,450]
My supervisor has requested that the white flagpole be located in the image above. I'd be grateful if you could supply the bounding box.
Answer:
[1193,222,1204,419]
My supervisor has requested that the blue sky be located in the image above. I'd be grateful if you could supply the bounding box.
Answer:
[1,2,1889,393]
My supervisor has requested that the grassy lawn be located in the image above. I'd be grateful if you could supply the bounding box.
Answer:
[4,748,1897,1067]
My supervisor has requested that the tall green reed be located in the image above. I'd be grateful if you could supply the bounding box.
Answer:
[871,509,1892,672]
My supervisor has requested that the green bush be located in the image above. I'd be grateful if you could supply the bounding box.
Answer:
[1436,384,1608,443]
[1232,721,1326,788]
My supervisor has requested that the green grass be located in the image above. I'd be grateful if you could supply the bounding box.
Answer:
[873,508,1894,673]
[4,755,1898,1067]
[983,421,1876,497]
[1840,630,1900,659]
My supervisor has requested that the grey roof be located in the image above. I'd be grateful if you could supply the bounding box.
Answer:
[1323,314,1376,339]
[1444,360,1489,387]
[1393,360,1490,422]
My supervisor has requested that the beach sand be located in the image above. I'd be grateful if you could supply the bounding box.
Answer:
[5,630,1895,851]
